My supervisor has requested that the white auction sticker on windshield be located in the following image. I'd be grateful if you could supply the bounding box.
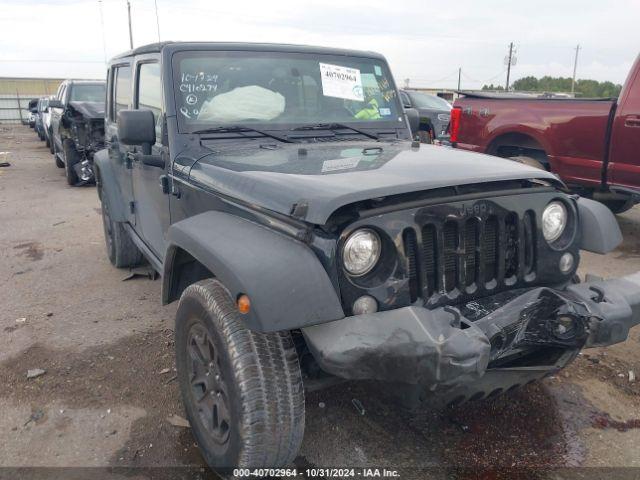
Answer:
[319,63,364,102]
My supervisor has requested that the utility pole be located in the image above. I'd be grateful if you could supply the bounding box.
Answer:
[127,0,133,49]
[505,42,514,91]
[571,44,581,95]
[457,67,461,91]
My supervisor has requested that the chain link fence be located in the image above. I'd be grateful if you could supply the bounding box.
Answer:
[0,78,64,124]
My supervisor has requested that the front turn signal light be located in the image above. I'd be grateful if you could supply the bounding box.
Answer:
[237,294,251,314]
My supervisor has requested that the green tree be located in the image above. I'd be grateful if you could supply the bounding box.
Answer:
[504,76,622,97]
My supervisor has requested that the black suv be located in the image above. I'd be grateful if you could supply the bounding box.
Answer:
[96,42,640,470]
[49,79,106,185]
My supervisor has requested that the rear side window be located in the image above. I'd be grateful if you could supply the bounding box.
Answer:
[136,62,162,138]
[113,65,132,120]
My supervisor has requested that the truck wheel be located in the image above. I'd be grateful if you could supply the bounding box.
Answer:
[507,155,546,170]
[100,194,143,268]
[63,139,80,186]
[601,199,636,214]
[49,131,55,154]
[175,279,305,469]
[418,129,433,144]
[55,156,64,168]
[52,141,64,168]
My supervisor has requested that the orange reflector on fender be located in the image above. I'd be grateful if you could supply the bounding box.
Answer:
[237,294,251,314]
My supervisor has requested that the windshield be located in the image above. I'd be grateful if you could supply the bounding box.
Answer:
[173,51,404,132]
[407,91,451,110]
[70,84,106,103]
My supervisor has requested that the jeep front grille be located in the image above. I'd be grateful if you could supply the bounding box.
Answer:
[403,211,537,305]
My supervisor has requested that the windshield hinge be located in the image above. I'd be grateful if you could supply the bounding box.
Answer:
[290,201,309,219]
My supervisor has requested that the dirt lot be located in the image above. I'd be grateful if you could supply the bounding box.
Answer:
[2,125,640,479]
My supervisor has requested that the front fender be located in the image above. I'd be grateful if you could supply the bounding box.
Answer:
[163,211,345,332]
[94,148,127,222]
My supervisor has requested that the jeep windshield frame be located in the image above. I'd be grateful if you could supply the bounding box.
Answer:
[171,49,405,135]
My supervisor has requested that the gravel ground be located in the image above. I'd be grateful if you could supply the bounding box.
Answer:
[1,125,640,479]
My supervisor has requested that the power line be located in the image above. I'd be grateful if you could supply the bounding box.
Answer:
[154,0,161,42]
[98,0,108,65]
[0,59,106,64]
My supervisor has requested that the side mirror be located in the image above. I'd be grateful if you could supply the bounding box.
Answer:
[48,99,64,109]
[405,107,420,138]
[118,110,164,168]
[118,109,156,152]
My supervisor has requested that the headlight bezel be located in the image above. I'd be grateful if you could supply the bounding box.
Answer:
[341,228,382,277]
[542,199,576,250]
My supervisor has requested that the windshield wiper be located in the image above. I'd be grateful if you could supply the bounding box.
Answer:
[191,125,292,143]
[292,123,379,140]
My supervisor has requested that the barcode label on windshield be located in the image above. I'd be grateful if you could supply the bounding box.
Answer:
[319,63,364,102]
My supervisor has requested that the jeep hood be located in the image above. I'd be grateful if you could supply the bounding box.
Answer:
[187,142,561,225]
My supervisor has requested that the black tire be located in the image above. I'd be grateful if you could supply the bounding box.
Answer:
[418,129,433,144]
[100,193,143,268]
[45,135,51,149]
[62,139,80,186]
[175,279,305,469]
[601,198,636,214]
[49,130,55,154]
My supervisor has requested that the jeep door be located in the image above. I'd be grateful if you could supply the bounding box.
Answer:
[49,82,66,151]
[105,63,136,226]
[130,56,169,257]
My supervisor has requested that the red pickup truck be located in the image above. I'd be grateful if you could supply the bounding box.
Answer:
[452,54,640,213]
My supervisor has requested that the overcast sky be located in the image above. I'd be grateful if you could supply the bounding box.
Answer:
[1,0,638,89]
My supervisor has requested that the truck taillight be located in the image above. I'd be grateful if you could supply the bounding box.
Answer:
[449,107,462,143]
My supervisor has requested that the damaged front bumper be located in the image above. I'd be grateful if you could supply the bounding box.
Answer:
[302,273,640,390]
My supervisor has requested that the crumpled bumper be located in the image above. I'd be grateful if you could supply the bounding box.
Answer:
[302,273,640,388]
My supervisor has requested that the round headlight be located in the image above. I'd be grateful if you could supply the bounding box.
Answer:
[542,201,567,243]
[342,229,381,276]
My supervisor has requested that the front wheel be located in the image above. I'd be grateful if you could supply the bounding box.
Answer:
[175,279,305,469]
[507,155,547,170]
[62,139,80,185]
[100,193,142,268]
[418,129,433,144]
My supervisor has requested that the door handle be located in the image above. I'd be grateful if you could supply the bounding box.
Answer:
[625,115,640,127]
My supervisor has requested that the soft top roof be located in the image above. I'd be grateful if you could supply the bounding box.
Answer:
[110,41,386,62]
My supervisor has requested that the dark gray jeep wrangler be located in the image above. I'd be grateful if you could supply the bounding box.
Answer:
[96,42,640,469]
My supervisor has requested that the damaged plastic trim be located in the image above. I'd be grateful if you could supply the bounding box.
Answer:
[302,274,640,388]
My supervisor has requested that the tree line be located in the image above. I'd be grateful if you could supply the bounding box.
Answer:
[482,76,622,97]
